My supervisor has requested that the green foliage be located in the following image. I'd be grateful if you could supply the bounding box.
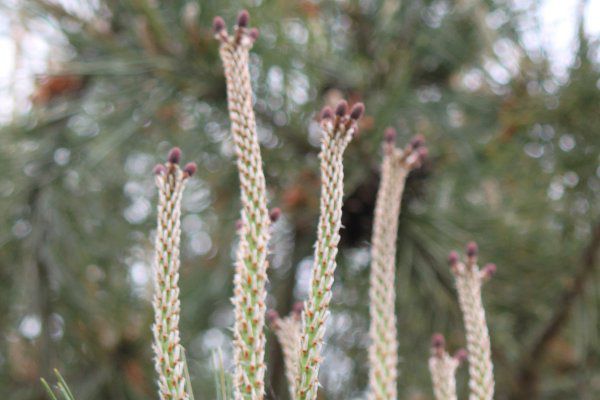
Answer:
[41,370,76,400]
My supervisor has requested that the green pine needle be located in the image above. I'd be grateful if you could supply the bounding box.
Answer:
[41,370,76,400]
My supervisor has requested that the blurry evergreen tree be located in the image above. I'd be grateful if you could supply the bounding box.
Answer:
[0,0,598,399]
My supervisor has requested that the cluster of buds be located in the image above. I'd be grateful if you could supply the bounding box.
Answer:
[367,128,427,400]
[295,100,363,400]
[267,303,303,400]
[213,10,259,47]
[448,242,496,400]
[428,333,467,400]
[152,148,196,400]
[319,100,365,140]
[382,127,428,170]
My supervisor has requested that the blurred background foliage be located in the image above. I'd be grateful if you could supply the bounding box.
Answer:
[0,0,599,399]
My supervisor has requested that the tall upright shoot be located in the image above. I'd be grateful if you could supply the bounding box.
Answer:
[152,148,196,400]
[295,101,364,400]
[448,243,497,400]
[368,128,427,400]
[214,11,271,400]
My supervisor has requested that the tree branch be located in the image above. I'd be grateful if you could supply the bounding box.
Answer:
[510,222,600,399]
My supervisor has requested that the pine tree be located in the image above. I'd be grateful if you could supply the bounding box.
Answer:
[1,1,599,399]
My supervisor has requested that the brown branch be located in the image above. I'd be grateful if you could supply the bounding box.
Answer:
[510,222,600,399]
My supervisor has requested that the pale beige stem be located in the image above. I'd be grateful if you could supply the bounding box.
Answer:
[152,149,195,400]
[214,12,270,400]
[450,245,496,400]
[368,130,427,400]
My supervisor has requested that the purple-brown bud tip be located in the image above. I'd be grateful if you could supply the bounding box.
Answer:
[183,162,197,176]
[269,207,281,223]
[349,102,365,120]
[168,147,181,164]
[235,219,243,231]
[213,16,226,34]
[153,164,166,175]
[248,27,259,41]
[417,147,429,161]
[483,263,497,278]
[384,127,397,144]
[266,309,279,326]
[266,310,279,328]
[466,241,479,257]
[448,251,459,266]
[431,333,445,349]
[237,10,249,28]
[410,134,426,148]
[454,348,468,363]
[292,301,304,315]
[320,106,334,121]
[335,100,348,117]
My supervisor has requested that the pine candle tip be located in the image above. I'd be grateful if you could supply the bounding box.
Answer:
[292,301,304,315]
[466,241,479,257]
[153,164,166,175]
[410,134,426,148]
[335,100,348,117]
[269,207,282,223]
[349,102,365,120]
[183,162,197,176]
[384,127,397,143]
[483,263,497,278]
[213,16,226,33]
[454,348,468,363]
[237,10,250,28]
[168,147,182,164]
[431,333,445,349]
[266,309,280,326]
[320,106,334,120]
[448,251,459,266]
[248,27,260,41]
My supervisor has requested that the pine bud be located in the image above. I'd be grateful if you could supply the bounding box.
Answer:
[335,100,348,117]
[292,301,304,316]
[237,10,249,28]
[184,162,197,177]
[349,102,364,120]
[410,134,425,148]
[248,28,260,41]
[432,333,445,350]
[448,251,459,266]
[454,348,468,363]
[269,207,281,223]
[213,16,226,34]
[466,241,478,258]
[168,147,181,164]
[320,106,334,120]
[384,127,396,144]
[266,309,279,327]
[153,164,166,175]
[482,263,497,279]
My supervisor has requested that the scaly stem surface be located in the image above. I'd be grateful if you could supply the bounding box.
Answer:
[368,130,425,400]
[450,245,496,400]
[295,102,363,400]
[152,149,195,400]
[215,12,270,400]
